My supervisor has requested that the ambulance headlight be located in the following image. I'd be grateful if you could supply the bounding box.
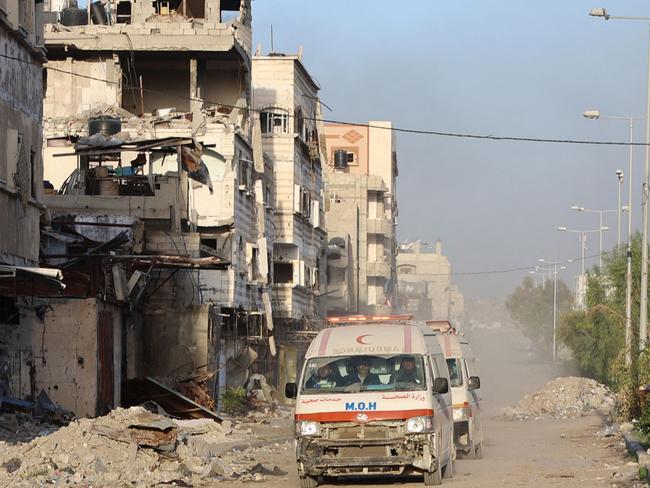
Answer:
[406,416,433,434]
[297,421,321,437]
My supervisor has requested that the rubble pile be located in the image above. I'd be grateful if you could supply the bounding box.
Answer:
[504,376,616,420]
[157,371,217,411]
[0,406,291,486]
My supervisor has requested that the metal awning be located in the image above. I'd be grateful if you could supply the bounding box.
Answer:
[0,265,66,296]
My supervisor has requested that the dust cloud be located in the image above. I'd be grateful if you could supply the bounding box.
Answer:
[461,299,577,416]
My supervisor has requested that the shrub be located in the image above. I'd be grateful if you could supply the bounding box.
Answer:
[220,387,248,416]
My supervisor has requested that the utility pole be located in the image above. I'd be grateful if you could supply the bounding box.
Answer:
[641,21,650,350]
[553,263,558,361]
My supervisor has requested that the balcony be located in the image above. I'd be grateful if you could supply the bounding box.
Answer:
[367,260,390,279]
[366,175,387,193]
[366,218,392,236]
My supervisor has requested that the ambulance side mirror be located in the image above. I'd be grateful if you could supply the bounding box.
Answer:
[468,376,481,390]
[432,377,448,395]
[285,382,298,399]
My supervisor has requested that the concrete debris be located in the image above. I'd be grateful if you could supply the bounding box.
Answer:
[0,406,292,487]
[155,371,217,411]
[503,376,616,420]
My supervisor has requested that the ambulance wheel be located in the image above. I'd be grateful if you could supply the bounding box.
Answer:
[474,440,483,459]
[300,475,318,488]
[424,468,442,486]
[468,439,483,460]
[443,442,454,478]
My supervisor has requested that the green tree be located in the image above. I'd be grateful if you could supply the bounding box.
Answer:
[506,275,573,356]
[558,232,645,393]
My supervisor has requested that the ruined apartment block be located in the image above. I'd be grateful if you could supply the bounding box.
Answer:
[0,0,51,404]
[397,240,465,324]
[252,54,327,323]
[0,0,45,268]
[33,0,277,413]
[252,54,328,396]
[323,122,398,315]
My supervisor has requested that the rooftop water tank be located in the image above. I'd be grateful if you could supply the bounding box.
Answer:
[88,116,122,137]
[334,149,348,170]
[60,7,88,26]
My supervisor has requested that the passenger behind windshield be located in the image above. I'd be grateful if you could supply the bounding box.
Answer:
[301,355,426,393]
[390,356,423,386]
[446,358,463,387]
[344,356,382,387]
[305,362,344,389]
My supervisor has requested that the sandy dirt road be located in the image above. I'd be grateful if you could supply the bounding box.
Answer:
[218,315,641,487]
[217,413,636,488]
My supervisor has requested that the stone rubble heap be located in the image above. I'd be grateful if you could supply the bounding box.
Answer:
[0,406,291,487]
[504,376,616,420]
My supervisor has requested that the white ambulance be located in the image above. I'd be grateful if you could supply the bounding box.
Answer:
[426,321,483,459]
[285,315,454,487]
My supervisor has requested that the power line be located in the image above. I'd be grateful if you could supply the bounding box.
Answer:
[438,252,602,277]
[3,51,650,147]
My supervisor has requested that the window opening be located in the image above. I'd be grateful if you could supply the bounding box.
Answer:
[273,262,293,284]
[260,108,289,134]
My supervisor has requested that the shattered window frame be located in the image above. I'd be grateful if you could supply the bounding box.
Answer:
[260,107,289,134]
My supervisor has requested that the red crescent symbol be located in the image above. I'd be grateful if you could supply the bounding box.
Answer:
[356,334,372,345]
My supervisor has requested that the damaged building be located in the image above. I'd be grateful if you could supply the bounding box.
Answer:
[32,0,278,415]
[251,53,328,395]
[0,0,64,410]
[396,240,465,324]
[322,122,399,315]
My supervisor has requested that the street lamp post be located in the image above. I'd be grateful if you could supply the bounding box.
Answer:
[570,206,616,268]
[583,110,644,366]
[538,259,567,361]
[617,170,624,247]
[560,220,609,269]
[558,226,604,309]
[590,7,650,348]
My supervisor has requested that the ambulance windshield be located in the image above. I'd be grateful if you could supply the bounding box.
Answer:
[301,354,426,394]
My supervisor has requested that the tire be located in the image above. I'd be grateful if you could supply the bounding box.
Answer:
[423,468,442,486]
[467,438,483,460]
[443,440,454,479]
[300,475,318,488]
[424,434,443,486]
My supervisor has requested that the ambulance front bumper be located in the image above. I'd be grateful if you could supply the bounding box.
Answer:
[297,433,435,476]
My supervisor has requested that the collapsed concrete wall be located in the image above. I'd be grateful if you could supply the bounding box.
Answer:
[33,298,122,417]
[0,301,40,400]
[142,304,216,379]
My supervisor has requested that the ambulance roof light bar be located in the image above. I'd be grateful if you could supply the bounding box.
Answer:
[326,314,414,325]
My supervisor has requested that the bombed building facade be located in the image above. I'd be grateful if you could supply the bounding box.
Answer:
[251,53,328,396]
[0,0,60,410]
[9,0,282,415]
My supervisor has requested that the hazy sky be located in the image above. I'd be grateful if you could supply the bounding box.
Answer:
[253,1,650,299]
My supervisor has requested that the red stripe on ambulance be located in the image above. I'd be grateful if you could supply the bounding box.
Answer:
[318,328,333,356]
[295,409,434,422]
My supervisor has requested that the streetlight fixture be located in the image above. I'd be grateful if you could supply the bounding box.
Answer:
[557,226,605,275]
[590,7,650,350]
[566,207,613,268]
[584,110,644,366]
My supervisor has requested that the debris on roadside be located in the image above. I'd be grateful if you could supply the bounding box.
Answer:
[156,372,217,411]
[0,405,292,486]
[124,377,221,421]
[503,376,616,420]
